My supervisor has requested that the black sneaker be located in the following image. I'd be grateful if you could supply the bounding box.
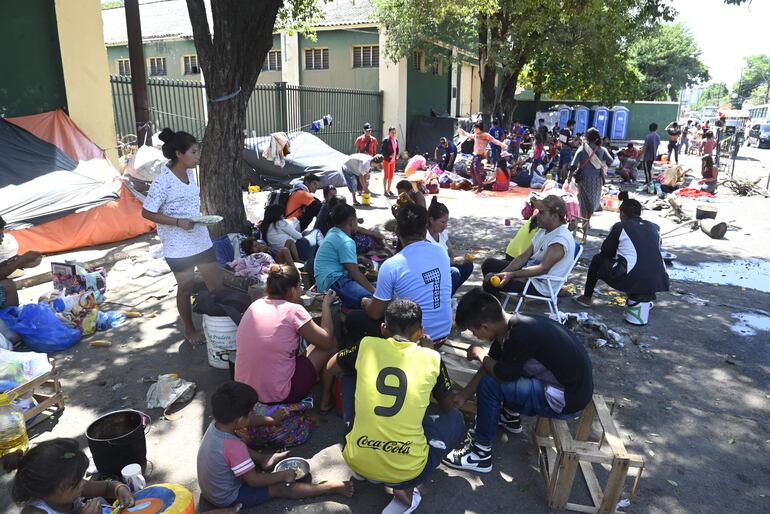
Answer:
[442,438,492,473]
[499,407,522,434]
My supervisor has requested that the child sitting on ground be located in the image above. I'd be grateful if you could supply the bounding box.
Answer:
[7,438,135,514]
[197,381,353,509]
[483,160,511,191]
[327,299,465,514]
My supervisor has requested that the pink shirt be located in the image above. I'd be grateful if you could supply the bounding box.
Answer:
[234,298,312,403]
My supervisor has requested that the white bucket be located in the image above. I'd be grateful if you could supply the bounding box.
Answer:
[624,300,651,326]
[202,315,238,369]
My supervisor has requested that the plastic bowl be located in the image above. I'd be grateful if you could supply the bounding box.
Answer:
[274,457,311,480]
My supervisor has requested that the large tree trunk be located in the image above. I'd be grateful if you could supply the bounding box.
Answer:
[186,0,281,237]
[499,65,524,125]
[478,18,497,118]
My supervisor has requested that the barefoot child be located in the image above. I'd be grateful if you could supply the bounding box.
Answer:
[197,381,353,509]
[327,299,465,513]
[7,438,135,514]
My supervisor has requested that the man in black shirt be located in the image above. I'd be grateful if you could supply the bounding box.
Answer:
[443,288,594,473]
[537,118,550,146]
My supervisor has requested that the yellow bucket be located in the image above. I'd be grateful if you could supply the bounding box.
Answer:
[362,192,371,205]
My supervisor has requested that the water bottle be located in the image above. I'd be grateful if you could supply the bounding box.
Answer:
[0,392,29,458]
[52,293,80,313]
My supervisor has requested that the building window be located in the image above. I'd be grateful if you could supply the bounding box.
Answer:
[262,50,282,72]
[117,59,131,76]
[413,50,425,72]
[432,56,443,76]
[183,55,200,75]
[305,48,329,70]
[353,45,379,68]
[148,57,167,76]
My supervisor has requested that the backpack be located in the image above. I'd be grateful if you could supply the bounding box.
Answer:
[266,188,291,212]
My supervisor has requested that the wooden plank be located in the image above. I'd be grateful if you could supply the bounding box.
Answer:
[550,418,575,453]
[550,451,579,509]
[593,395,629,459]
[575,398,598,441]
[565,502,599,513]
[10,371,56,397]
[579,460,604,508]
[21,393,63,422]
[598,458,630,514]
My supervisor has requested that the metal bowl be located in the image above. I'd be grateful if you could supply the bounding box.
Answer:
[274,457,311,480]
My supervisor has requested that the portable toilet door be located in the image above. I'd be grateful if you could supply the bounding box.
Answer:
[611,105,630,140]
[574,105,590,134]
[592,106,610,138]
[553,105,573,130]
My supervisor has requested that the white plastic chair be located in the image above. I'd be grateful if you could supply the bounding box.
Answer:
[501,242,583,323]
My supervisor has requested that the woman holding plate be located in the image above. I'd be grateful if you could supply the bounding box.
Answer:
[142,128,222,345]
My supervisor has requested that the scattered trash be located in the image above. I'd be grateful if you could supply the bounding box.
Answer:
[146,373,196,410]
[89,340,112,348]
[667,479,679,487]
[727,438,736,445]
[111,383,124,391]
[616,499,632,509]
[565,313,629,349]
[730,312,770,336]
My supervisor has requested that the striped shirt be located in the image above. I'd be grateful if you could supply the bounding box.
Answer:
[197,422,256,507]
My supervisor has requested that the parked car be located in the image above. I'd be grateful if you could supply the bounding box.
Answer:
[746,123,770,149]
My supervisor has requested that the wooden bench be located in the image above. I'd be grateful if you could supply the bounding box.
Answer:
[532,394,644,514]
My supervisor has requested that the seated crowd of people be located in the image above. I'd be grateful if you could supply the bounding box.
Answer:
[4,126,669,514]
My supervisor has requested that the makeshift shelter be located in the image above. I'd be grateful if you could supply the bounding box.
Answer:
[0,109,154,254]
[242,132,347,187]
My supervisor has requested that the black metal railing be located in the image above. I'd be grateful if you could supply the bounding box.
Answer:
[110,76,383,153]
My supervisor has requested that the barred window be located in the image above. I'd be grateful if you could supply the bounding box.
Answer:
[353,45,379,68]
[413,50,425,72]
[262,50,282,71]
[432,56,443,76]
[148,57,167,76]
[117,59,131,76]
[183,55,200,75]
[305,48,329,70]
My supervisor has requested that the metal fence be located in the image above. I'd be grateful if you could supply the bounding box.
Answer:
[110,76,383,153]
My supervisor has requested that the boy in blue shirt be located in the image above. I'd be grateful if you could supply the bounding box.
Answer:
[489,120,505,165]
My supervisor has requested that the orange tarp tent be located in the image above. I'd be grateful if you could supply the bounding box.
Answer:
[6,110,155,254]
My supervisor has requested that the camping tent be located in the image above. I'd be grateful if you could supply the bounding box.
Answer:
[0,109,155,254]
[242,132,347,188]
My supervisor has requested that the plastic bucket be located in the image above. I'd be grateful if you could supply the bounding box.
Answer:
[624,300,651,326]
[202,315,238,369]
[86,409,149,477]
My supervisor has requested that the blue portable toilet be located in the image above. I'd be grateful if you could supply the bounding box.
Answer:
[611,105,630,140]
[592,106,611,138]
[553,105,573,130]
[574,105,590,134]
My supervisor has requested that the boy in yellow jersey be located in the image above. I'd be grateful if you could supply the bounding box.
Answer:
[327,299,464,514]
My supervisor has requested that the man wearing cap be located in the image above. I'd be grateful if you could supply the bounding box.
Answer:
[342,153,384,206]
[354,123,378,156]
[434,137,458,172]
[483,195,575,296]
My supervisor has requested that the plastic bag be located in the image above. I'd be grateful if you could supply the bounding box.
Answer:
[0,304,81,353]
[126,144,166,182]
[146,374,196,409]
[0,348,52,391]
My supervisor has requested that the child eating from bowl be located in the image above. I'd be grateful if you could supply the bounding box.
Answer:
[196,381,353,509]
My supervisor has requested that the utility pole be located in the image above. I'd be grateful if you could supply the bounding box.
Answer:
[125,0,151,146]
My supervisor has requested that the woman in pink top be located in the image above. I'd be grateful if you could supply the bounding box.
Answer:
[458,123,507,192]
[235,264,338,411]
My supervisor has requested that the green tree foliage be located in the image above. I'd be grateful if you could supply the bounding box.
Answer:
[695,82,729,111]
[376,0,674,122]
[630,23,709,101]
[731,55,770,107]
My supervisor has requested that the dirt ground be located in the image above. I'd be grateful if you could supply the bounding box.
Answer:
[1,146,769,514]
